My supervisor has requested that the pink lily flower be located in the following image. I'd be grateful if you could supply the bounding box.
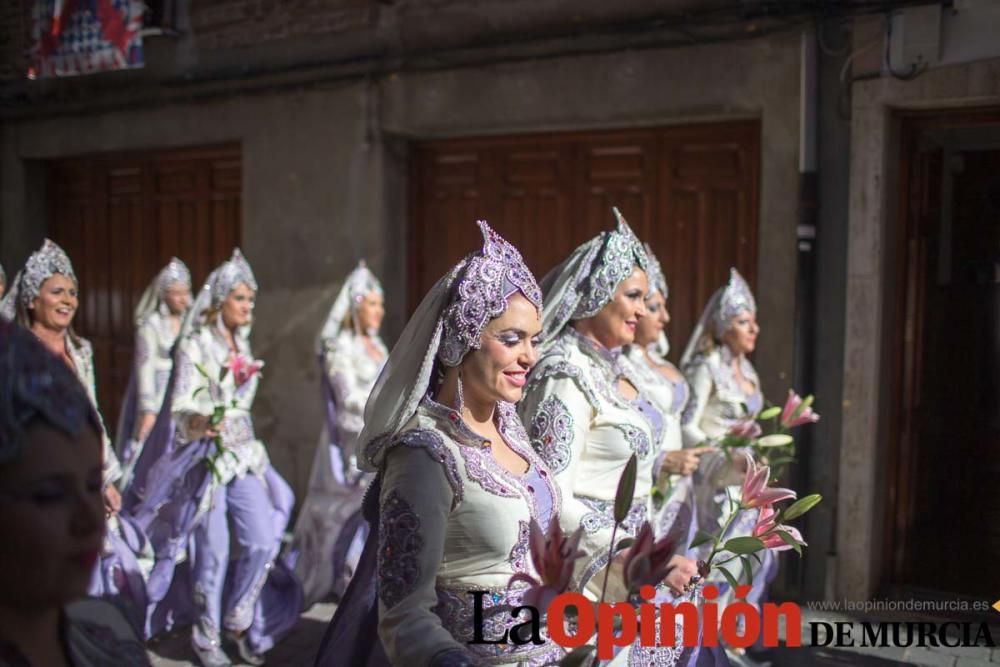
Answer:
[728,419,762,440]
[228,353,263,387]
[508,518,584,611]
[781,390,820,429]
[753,505,807,552]
[622,521,675,594]
[740,453,796,509]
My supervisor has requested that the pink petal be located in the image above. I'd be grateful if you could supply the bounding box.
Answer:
[746,486,796,508]
[781,390,801,426]
[778,524,806,546]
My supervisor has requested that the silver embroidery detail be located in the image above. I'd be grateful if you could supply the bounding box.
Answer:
[529,395,574,474]
[378,490,423,609]
[578,496,648,536]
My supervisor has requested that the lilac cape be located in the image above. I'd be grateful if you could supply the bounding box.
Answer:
[124,355,303,649]
[114,368,140,471]
[314,476,387,667]
[285,353,369,600]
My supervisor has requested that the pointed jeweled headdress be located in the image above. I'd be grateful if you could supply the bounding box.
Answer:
[317,260,385,349]
[157,257,191,296]
[0,239,77,323]
[133,257,192,324]
[358,221,542,471]
[643,242,668,299]
[573,208,648,319]
[438,221,543,367]
[0,320,99,464]
[713,268,756,338]
[540,207,649,342]
[210,248,257,308]
[20,238,77,308]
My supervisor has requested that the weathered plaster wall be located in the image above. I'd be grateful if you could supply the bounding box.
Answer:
[0,32,802,505]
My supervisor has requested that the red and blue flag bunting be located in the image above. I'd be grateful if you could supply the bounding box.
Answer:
[30,0,146,79]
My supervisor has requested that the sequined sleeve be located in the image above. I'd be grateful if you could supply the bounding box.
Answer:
[519,373,628,599]
[325,336,370,416]
[682,359,745,490]
[135,319,160,414]
[377,435,469,664]
[170,334,212,444]
[680,359,712,448]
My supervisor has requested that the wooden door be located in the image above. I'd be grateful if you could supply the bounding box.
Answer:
[885,109,1000,599]
[409,121,760,360]
[47,144,242,434]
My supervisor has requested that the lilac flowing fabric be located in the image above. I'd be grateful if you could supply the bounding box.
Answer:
[88,512,151,636]
[125,360,302,647]
[114,369,139,469]
[314,477,387,667]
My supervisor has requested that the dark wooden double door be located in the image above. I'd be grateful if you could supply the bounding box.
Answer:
[47,144,242,433]
[409,120,761,362]
[887,110,1000,601]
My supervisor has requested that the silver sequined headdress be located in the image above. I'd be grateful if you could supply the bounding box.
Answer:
[642,243,671,358]
[0,320,99,464]
[134,257,192,324]
[359,221,542,472]
[0,239,77,323]
[179,248,258,341]
[713,268,755,338]
[317,260,384,350]
[438,221,543,366]
[680,267,757,368]
[539,207,649,343]
[210,248,257,308]
[643,242,668,300]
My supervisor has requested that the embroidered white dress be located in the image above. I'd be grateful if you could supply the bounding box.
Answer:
[518,328,658,598]
[681,346,775,610]
[67,335,122,487]
[520,328,698,666]
[172,321,272,507]
[375,398,565,666]
[617,345,700,553]
[135,311,180,420]
[290,329,387,607]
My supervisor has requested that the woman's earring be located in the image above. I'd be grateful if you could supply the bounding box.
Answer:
[456,370,465,415]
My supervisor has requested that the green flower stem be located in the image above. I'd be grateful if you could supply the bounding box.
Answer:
[705,490,742,569]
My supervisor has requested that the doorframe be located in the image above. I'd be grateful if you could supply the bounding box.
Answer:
[882,107,1000,595]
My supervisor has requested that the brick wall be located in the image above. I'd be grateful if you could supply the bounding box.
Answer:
[0,1,29,81]
[189,0,375,51]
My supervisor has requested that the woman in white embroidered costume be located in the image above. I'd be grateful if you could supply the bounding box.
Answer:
[116,258,192,488]
[289,261,387,607]
[0,240,122,503]
[0,320,149,667]
[130,249,300,667]
[679,268,776,643]
[0,240,152,631]
[518,210,707,666]
[615,245,712,551]
[318,221,565,667]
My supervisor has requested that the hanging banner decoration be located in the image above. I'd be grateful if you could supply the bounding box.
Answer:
[29,0,146,79]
